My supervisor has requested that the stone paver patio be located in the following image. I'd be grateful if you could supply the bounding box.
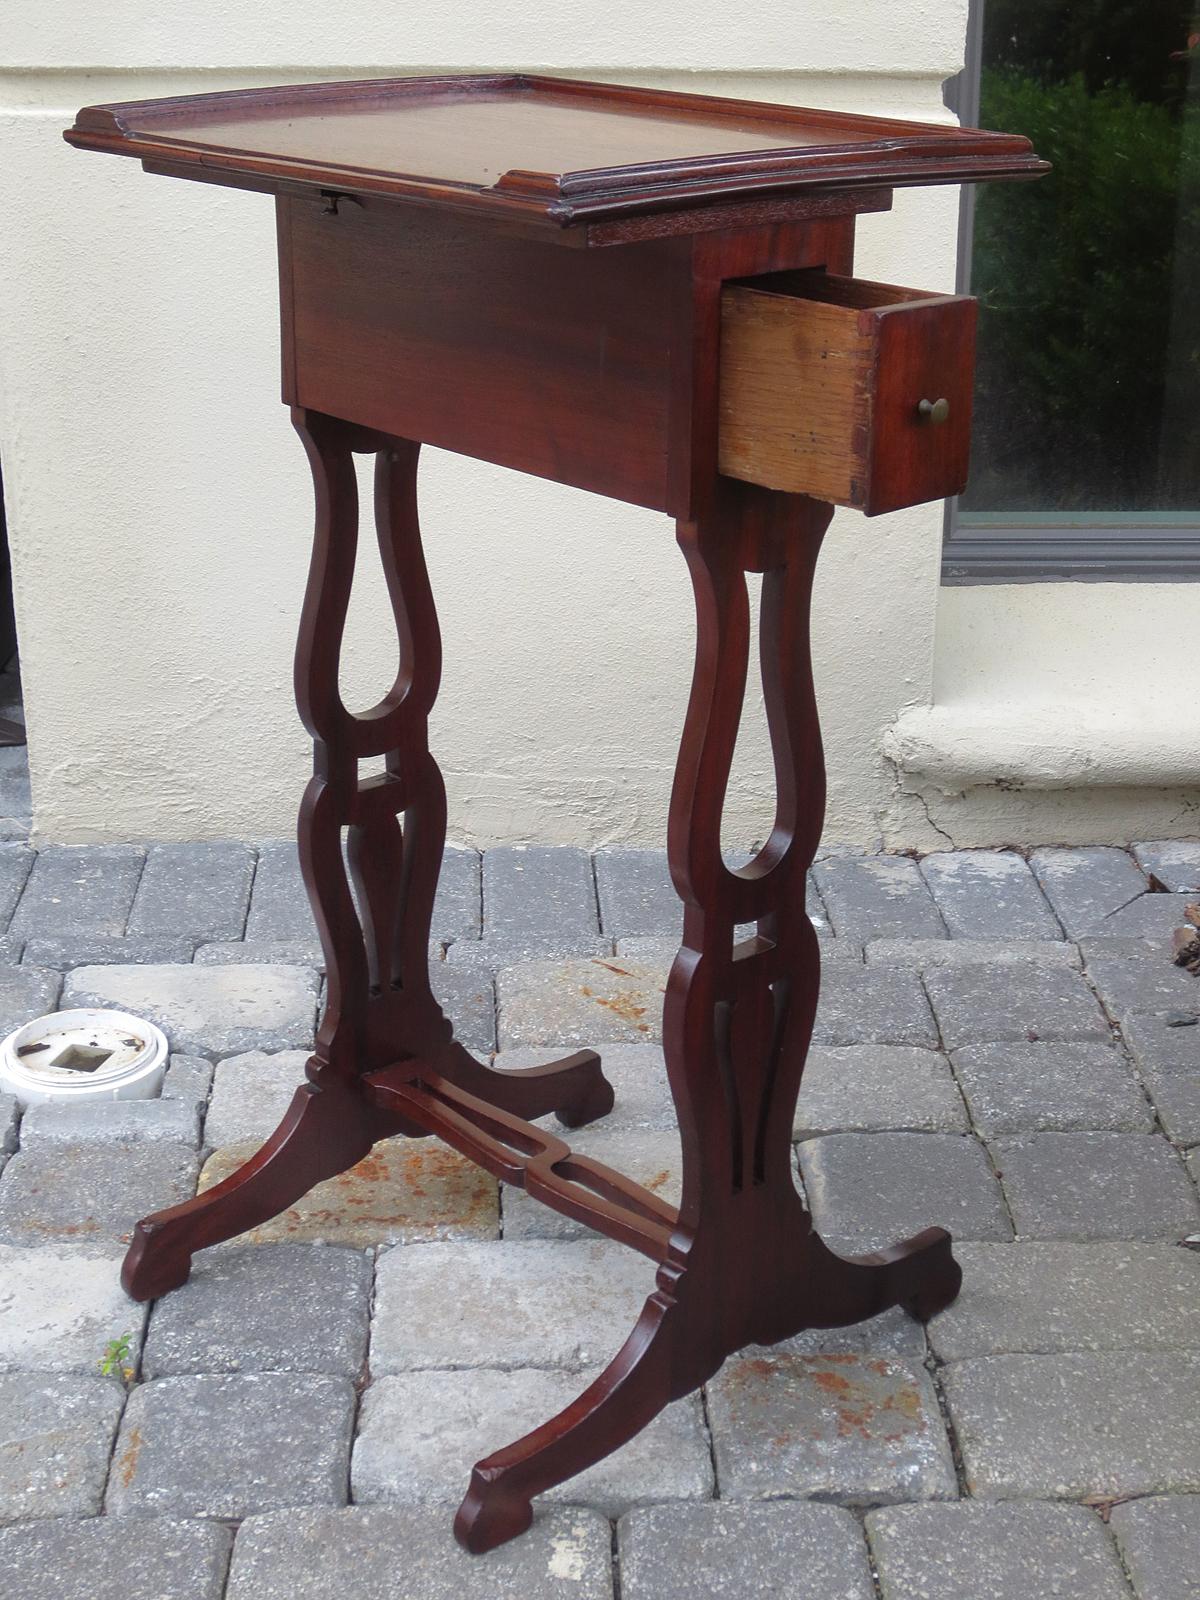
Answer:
[0,834,1197,1597]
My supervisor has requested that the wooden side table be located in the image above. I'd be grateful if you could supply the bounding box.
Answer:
[66,75,1045,1553]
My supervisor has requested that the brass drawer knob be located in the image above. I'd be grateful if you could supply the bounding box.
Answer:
[918,397,951,425]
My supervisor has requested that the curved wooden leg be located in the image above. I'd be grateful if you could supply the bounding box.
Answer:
[293,410,615,1118]
[120,1077,391,1300]
[126,414,616,1295]
[659,482,962,1392]
[436,1043,615,1129]
[803,1227,963,1331]
[454,1294,680,1553]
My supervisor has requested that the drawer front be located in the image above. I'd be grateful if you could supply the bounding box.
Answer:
[719,272,977,516]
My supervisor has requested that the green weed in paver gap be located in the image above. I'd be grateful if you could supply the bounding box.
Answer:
[99,1331,135,1383]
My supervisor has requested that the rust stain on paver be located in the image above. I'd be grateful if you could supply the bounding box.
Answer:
[116,1425,143,1488]
[729,1354,926,1447]
[578,982,654,1033]
[22,1217,101,1237]
[809,1363,924,1441]
[199,1139,498,1245]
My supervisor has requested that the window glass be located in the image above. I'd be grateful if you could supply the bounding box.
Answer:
[961,1,1200,519]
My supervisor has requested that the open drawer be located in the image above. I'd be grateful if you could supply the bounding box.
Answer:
[718,270,977,517]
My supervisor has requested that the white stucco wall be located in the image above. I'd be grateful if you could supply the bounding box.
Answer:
[2,3,1194,849]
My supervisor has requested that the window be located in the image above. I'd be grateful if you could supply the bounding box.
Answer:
[944,0,1200,580]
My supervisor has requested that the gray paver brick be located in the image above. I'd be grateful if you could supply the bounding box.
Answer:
[0,1245,146,1373]
[814,854,947,940]
[0,733,26,796]
[142,1244,371,1377]
[920,850,1062,940]
[430,962,496,1053]
[1142,1069,1200,1145]
[433,845,482,943]
[707,1352,955,1504]
[479,846,600,962]
[495,1044,678,1130]
[797,1132,1012,1252]
[0,934,23,963]
[0,843,33,927]
[813,966,939,1047]
[0,1516,232,1600]
[868,938,1080,969]
[762,1306,928,1359]
[0,1372,124,1522]
[610,934,675,965]
[447,934,611,975]
[1030,846,1148,936]
[943,1351,1200,1498]
[926,1242,1200,1359]
[204,1049,308,1148]
[497,955,665,1050]
[11,845,145,937]
[594,848,679,939]
[806,872,831,934]
[794,1045,968,1136]
[195,938,324,967]
[614,928,871,967]
[6,843,1197,1591]
[1134,840,1200,893]
[1088,955,1200,1021]
[924,961,1111,1049]
[1091,893,1199,943]
[992,1131,1200,1241]
[227,1505,614,1600]
[19,1096,202,1147]
[23,934,196,967]
[1078,935,1173,961]
[502,1126,679,1243]
[867,1501,1130,1600]
[161,1052,214,1106]
[244,840,311,941]
[107,1372,355,1518]
[620,1501,875,1600]
[1123,1011,1200,1074]
[370,1239,656,1373]
[0,965,61,1036]
[352,1367,712,1514]
[0,1139,198,1250]
[1109,1494,1200,1600]
[63,963,318,1059]
[0,1093,17,1156]
[950,1040,1153,1134]
[127,841,255,940]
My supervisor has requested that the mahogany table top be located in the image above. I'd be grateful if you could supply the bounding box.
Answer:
[64,72,1046,234]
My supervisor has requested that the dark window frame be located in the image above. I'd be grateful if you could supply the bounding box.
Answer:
[942,0,1200,583]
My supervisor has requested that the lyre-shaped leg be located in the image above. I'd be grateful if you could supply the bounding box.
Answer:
[453,479,960,1551]
[120,410,611,1300]
[663,482,960,1344]
[291,411,610,1125]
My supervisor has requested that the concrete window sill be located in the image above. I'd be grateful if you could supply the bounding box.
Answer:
[884,704,1197,793]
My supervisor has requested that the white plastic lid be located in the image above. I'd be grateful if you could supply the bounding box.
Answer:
[0,1008,169,1108]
